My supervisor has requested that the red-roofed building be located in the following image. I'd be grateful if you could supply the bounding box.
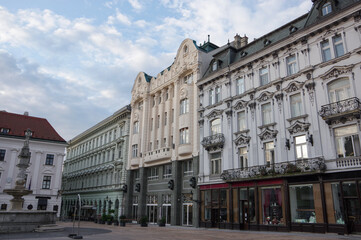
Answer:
[0,111,67,216]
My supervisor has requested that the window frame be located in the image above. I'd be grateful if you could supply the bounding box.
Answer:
[236,77,245,95]
[210,118,221,135]
[320,39,331,62]
[290,93,303,118]
[133,121,139,134]
[132,144,138,158]
[237,111,246,132]
[261,103,272,125]
[163,164,172,179]
[294,135,308,159]
[42,176,51,189]
[210,152,222,175]
[45,154,54,165]
[259,67,269,86]
[322,2,332,16]
[239,147,248,170]
[264,141,275,166]
[286,54,298,76]
[180,128,189,144]
[334,125,361,158]
[180,98,189,115]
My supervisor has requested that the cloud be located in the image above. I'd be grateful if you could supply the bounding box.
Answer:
[107,9,132,25]
[128,0,143,10]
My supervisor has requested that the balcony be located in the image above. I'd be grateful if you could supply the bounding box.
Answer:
[201,133,225,151]
[325,156,361,171]
[319,97,361,125]
[144,147,171,163]
[221,158,326,182]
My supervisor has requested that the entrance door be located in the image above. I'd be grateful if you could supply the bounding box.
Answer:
[183,203,193,226]
[342,181,361,233]
[146,205,158,224]
[240,200,249,230]
[162,204,171,225]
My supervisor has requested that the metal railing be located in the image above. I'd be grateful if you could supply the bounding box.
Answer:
[319,97,361,118]
[201,133,225,151]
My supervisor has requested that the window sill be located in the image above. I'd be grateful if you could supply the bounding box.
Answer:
[286,114,309,122]
[258,122,277,129]
[318,52,351,68]
[233,129,250,135]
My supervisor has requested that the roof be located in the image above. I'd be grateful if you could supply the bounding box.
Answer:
[0,111,66,143]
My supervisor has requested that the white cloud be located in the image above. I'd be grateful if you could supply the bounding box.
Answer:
[128,0,143,10]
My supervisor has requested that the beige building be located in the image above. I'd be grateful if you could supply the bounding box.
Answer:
[125,38,220,226]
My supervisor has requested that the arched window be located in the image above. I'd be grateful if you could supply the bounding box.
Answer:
[210,118,221,135]
[328,78,350,103]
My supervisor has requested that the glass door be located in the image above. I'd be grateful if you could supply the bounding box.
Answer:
[342,181,361,233]
[146,204,158,224]
[183,203,193,226]
[162,204,171,225]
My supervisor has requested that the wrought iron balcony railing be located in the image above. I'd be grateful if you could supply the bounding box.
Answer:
[220,157,326,181]
[319,97,361,120]
[201,133,225,151]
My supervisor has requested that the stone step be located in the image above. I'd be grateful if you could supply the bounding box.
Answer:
[34,225,65,232]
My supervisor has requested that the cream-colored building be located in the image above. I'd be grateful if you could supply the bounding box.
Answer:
[125,39,220,226]
[61,106,131,220]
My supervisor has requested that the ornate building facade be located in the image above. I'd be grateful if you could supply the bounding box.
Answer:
[0,111,66,216]
[197,0,361,234]
[125,39,219,226]
[61,106,131,220]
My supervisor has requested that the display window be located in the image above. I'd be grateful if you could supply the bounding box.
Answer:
[260,186,284,225]
[290,184,316,223]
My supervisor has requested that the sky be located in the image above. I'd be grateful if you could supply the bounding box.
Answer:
[0,0,313,141]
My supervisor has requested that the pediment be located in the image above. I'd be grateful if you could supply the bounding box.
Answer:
[258,128,278,141]
[234,134,251,146]
[320,64,354,80]
[287,120,311,134]
[234,100,248,110]
[283,81,304,93]
[205,109,223,119]
[256,91,274,103]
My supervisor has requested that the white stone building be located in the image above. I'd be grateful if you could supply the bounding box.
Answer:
[0,111,66,216]
[125,38,220,226]
[61,106,131,221]
[197,0,361,234]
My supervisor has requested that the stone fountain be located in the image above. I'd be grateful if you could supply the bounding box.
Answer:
[0,129,58,233]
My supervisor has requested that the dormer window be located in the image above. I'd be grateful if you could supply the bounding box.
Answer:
[289,26,298,34]
[212,61,218,71]
[241,51,248,58]
[264,39,271,47]
[322,2,332,16]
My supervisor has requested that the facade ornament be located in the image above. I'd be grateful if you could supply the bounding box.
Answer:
[248,102,256,120]
[234,134,251,146]
[274,93,284,112]
[180,87,188,100]
[198,119,204,127]
[133,113,139,121]
[320,65,354,80]
[287,120,311,134]
[234,100,248,110]
[256,91,274,103]
[305,82,316,106]
[258,128,278,141]
[205,109,223,119]
[284,81,304,93]
[225,110,233,120]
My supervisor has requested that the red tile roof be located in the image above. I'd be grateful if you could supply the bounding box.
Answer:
[0,111,66,143]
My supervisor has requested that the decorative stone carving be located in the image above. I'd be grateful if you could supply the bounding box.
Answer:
[284,81,304,93]
[198,119,204,126]
[234,100,248,110]
[305,82,316,106]
[133,113,139,121]
[287,120,311,134]
[201,133,225,151]
[248,102,256,120]
[234,134,251,146]
[225,110,232,120]
[257,91,274,103]
[180,87,188,100]
[258,128,278,141]
[274,93,284,112]
[320,65,354,80]
[205,109,223,119]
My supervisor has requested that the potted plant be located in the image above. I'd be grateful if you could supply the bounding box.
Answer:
[139,216,148,227]
[158,217,166,227]
[101,214,107,224]
[106,215,113,225]
[119,215,126,227]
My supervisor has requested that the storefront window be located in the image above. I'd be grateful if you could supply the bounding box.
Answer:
[343,181,357,197]
[220,189,229,223]
[261,187,284,225]
[289,185,316,223]
[204,190,211,221]
[249,188,256,224]
[325,182,344,224]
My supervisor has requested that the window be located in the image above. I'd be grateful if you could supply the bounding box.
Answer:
[184,73,193,84]
[334,125,361,158]
[333,34,344,58]
[42,176,51,189]
[322,2,332,16]
[286,55,297,76]
[295,135,308,159]
[163,164,172,179]
[237,111,246,131]
[290,93,303,117]
[163,138,167,147]
[215,86,221,103]
[261,103,272,125]
[261,187,284,225]
[0,149,5,161]
[210,152,221,175]
[132,144,138,158]
[134,170,140,180]
[184,160,193,176]
[180,128,189,144]
[164,112,167,126]
[180,99,189,114]
[239,147,248,170]
[289,185,316,223]
[149,142,152,151]
[321,40,331,62]
[328,78,350,103]
[236,77,245,95]
[209,89,215,105]
[211,118,221,135]
[148,167,159,180]
[157,115,160,128]
[264,142,275,166]
[133,121,139,134]
[259,67,269,86]
[212,61,217,71]
[45,154,54,165]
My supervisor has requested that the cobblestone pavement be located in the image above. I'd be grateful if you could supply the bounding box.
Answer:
[1,221,361,240]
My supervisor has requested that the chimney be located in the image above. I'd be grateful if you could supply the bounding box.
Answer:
[24,111,29,116]
[241,34,248,47]
[234,34,242,49]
